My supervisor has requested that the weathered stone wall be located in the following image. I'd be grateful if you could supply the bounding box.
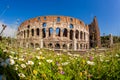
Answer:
[17,16,90,50]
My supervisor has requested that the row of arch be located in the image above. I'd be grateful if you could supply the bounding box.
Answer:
[27,43,89,49]
[19,27,88,40]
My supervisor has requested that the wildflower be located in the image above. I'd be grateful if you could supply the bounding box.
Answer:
[73,54,79,57]
[9,55,13,59]
[36,56,40,59]
[10,51,15,54]
[38,62,41,65]
[89,56,93,61]
[79,72,82,77]
[33,70,38,75]
[18,73,25,78]
[40,56,45,59]
[19,58,24,61]
[116,54,119,57]
[87,61,95,65]
[24,52,28,54]
[14,64,18,70]
[82,59,85,65]
[41,73,46,78]
[3,49,8,53]
[10,59,15,65]
[36,48,40,50]
[100,58,103,62]
[14,57,18,60]
[21,64,26,68]
[105,60,109,62]
[59,70,65,74]
[46,59,53,63]
[61,62,69,66]
[39,51,42,54]
[26,61,34,65]
[58,66,63,70]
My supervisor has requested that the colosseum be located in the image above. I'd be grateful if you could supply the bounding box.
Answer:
[17,15,101,51]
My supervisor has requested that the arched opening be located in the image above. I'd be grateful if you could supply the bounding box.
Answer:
[75,30,79,39]
[56,28,60,37]
[63,28,67,37]
[43,42,46,48]
[80,44,82,49]
[80,31,83,40]
[63,44,67,49]
[49,28,54,37]
[30,43,34,48]
[44,17,46,20]
[31,29,34,36]
[27,30,29,37]
[69,24,74,29]
[55,43,60,49]
[35,43,39,48]
[48,43,53,48]
[69,44,72,49]
[36,28,40,36]
[77,43,79,49]
[57,17,60,22]
[70,30,73,40]
[42,28,46,38]
[42,23,46,27]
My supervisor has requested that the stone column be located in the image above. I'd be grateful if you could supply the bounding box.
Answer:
[40,28,42,39]
[67,43,69,50]
[40,39,43,48]
[73,39,77,51]
[46,28,49,38]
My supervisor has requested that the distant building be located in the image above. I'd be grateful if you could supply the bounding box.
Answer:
[17,15,101,50]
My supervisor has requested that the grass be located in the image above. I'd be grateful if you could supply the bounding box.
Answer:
[0,40,120,80]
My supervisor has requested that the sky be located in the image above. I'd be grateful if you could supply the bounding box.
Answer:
[0,0,120,37]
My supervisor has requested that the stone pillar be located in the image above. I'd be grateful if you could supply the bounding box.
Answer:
[46,28,49,38]
[73,39,77,51]
[40,28,42,39]
[67,43,69,50]
[40,39,43,48]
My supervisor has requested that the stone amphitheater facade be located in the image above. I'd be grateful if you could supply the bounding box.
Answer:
[17,15,101,51]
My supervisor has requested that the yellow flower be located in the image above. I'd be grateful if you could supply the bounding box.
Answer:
[42,73,46,78]
[33,70,38,75]
[58,66,63,70]
[82,59,85,65]
[79,72,82,77]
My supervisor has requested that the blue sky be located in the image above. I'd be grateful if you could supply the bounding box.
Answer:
[0,0,120,36]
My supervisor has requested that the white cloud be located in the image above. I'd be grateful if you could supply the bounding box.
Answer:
[0,20,17,38]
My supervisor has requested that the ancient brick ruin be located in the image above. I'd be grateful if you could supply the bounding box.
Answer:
[17,16,101,50]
